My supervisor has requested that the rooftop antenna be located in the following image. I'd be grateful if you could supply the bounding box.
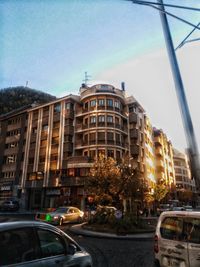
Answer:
[25,81,28,87]
[83,72,91,86]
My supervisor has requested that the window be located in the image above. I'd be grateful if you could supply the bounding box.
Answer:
[89,132,96,141]
[107,150,114,158]
[115,101,120,109]
[107,132,114,141]
[107,116,113,123]
[80,168,89,176]
[89,150,96,159]
[5,142,19,149]
[41,140,47,147]
[0,228,38,265]
[90,116,96,124]
[183,218,200,244]
[107,99,113,107]
[84,102,88,110]
[98,115,105,122]
[98,149,105,156]
[68,168,75,176]
[53,121,60,128]
[32,127,37,134]
[65,102,73,110]
[52,137,59,145]
[116,133,120,142]
[6,155,17,164]
[98,99,105,106]
[42,124,48,131]
[90,99,96,107]
[115,117,120,125]
[54,103,61,113]
[98,132,105,141]
[160,217,183,241]
[37,229,66,258]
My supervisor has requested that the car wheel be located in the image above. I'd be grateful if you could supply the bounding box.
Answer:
[78,216,83,223]
[59,217,63,226]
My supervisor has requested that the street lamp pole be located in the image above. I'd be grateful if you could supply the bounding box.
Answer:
[157,0,200,188]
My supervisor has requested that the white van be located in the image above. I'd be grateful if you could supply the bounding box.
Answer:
[154,211,200,267]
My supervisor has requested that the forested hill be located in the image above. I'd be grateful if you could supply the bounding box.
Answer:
[0,86,56,115]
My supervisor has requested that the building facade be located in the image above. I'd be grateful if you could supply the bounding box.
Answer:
[173,148,196,193]
[153,128,176,187]
[0,83,175,210]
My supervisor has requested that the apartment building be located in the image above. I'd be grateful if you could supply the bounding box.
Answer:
[173,148,196,192]
[0,106,30,202]
[144,116,156,190]
[153,128,175,187]
[0,83,150,210]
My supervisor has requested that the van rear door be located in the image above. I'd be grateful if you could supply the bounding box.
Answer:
[186,218,200,267]
[159,216,189,267]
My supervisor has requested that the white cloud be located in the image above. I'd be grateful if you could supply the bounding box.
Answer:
[96,43,200,152]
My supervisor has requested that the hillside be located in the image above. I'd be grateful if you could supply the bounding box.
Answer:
[0,86,56,115]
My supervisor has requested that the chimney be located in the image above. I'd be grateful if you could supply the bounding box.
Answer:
[121,82,125,91]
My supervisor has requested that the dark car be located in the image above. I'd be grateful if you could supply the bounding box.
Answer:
[0,221,93,267]
[1,200,19,211]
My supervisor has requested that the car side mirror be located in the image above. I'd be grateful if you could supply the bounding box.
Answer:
[68,243,77,255]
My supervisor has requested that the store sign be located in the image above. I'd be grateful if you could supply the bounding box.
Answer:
[46,189,61,196]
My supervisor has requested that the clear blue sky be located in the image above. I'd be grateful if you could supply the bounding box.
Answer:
[1,0,200,150]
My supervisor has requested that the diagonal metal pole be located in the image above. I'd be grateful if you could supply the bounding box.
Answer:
[157,0,200,189]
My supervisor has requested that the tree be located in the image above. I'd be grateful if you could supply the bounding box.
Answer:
[86,154,143,210]
[86,154,120,205]
[145,181,169,212]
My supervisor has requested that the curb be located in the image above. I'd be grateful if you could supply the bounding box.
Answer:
[69,223,155,240]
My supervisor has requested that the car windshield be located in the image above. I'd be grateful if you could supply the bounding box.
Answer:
[54,207,69,213]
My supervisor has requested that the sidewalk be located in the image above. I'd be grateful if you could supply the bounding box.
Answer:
[69,223,155,240]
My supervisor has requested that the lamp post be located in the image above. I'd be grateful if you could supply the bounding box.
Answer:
[157,0,200,189]
[132,0,200,189]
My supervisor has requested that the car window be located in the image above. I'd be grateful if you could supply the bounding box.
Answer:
[37,229,66,258]
[55,207,69,213]
[160,217,183,241]
[0,228,38,266]
[183,218,200,244]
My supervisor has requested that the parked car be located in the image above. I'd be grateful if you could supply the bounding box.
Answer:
[170,206,185,211]
[154,210,200,267]
[184,205,193,211]
[35,206,84,225]
[157,204,170,215]
[0,200,19,211]
[0,221,93,267]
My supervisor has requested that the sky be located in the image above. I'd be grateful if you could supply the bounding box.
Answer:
[1,0,200,152]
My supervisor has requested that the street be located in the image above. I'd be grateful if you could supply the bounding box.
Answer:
[0,213,155,267]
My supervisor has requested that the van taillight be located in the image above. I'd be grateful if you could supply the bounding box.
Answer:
[154,235,159,253]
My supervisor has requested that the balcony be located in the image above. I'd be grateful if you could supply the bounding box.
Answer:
[63,142,73,152]
[155,147,163,156]
[130,144,140,155]
[130,128,138,139]
[65,110,74,118]
[64,125,74,135]
[129,112,137,123]
[154,136,162,145]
